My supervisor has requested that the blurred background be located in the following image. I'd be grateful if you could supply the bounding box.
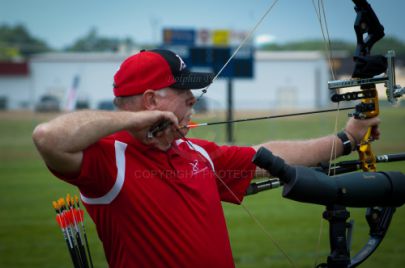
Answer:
[1,0,405,112]
[1,0,404,267]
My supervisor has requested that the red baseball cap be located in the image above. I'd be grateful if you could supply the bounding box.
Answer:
[113,49,214,97]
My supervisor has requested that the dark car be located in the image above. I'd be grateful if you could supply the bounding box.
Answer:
[35,95,61,112]
[97,100,115,110]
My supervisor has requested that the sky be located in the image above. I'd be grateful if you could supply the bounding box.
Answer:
[1,0,404,49]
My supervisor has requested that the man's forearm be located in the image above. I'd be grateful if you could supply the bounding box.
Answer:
[32,109,178,174]
[253,134,348,167]
[33,110,139,154]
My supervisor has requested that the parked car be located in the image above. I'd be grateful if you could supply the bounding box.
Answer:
[97,100,115,110]
[35,95,60,112]
[75,99,90,110]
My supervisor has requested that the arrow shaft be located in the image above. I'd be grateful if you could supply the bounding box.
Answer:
[187,106,355,128]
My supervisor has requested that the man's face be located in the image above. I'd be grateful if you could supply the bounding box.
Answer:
[155,88,196,130]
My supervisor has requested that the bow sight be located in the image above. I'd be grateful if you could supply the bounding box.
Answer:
[328,50,405,109]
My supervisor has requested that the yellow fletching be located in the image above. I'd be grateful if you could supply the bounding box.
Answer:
[58,198,65,206]
[52,201,59,210]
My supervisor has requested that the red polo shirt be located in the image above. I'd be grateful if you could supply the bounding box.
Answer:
[53,130,256,268]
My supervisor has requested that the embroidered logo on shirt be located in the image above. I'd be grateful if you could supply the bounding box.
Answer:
[189,160,208,176]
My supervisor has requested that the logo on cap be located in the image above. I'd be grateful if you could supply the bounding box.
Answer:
[176,54,187,71]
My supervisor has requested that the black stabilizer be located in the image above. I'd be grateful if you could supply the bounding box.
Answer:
[252,147,295,183]
[252,147,405,208]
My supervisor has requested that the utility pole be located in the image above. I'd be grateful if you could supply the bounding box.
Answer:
[226,78,234,144]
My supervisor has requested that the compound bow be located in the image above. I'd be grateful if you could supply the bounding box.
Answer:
[247,0,405,267]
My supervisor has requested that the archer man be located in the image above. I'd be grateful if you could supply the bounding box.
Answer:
[33,49,379,268]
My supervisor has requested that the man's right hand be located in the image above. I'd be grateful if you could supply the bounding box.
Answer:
[128,110,180,151]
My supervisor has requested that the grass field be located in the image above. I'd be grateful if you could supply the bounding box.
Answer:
[0,107,404,268]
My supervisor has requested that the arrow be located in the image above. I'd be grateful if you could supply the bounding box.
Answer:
[185,106,355,129]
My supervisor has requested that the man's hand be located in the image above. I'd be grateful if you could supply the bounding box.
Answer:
[344,116,381,146]
[128,110,180,151]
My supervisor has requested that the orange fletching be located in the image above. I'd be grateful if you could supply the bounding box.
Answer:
[187,121,199,129]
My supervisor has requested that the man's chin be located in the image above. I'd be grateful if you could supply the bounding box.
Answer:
[178,127,189,138]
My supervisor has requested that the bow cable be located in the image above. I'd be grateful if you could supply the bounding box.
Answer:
[196,0,280,102]
[170,0,297,265]
[195,0,297,265]
[311,0,341,265]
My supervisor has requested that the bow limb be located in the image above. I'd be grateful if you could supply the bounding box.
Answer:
[349,1,395,266]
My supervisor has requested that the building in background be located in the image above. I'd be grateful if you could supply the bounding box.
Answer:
[29,52,128,111]
[206,51,329,110]
[0,50,332,111]
[0,62,31,110]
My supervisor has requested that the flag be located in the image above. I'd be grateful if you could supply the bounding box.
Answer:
[65,75,80,111]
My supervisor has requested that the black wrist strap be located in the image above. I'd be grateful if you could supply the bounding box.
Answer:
[337,131,352,156]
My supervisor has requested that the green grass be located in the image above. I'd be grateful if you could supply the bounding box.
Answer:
[0,113,107,268]
[1,107,404,267]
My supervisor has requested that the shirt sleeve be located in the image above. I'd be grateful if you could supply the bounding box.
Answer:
[48,139,118,198]
[189,138,257,204]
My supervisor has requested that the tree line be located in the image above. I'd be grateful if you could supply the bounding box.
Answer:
[261,38,405,56]
[1,23,405,61]
[0,24,136,60]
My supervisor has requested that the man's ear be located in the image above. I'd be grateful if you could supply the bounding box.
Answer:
[143,90,158,110]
